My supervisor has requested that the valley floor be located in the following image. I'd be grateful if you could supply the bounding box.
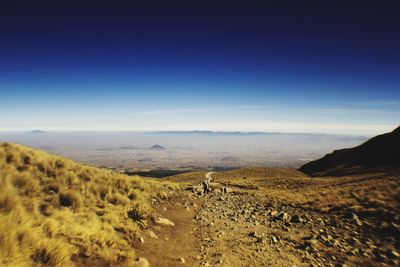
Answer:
[135,169,400,266]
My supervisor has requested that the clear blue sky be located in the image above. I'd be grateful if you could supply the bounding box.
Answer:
[1,1,399,135]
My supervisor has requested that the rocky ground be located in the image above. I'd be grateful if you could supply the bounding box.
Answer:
[134,169,400,266]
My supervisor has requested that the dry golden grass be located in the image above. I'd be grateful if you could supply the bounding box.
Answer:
[170,167,400,216]
[213,168,400,216]
[0,142,179,266]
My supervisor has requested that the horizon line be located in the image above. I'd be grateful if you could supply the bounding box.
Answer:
[0,129,373,137]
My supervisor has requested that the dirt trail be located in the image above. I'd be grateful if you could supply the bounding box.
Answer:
[136,171,399,266]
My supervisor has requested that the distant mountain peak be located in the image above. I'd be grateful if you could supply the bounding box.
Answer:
[149,144,166,150]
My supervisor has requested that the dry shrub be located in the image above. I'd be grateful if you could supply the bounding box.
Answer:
[0,188,19,214]
[11,173,39,196]
[22,154,32,165]
[127,204,147,228]
[59,190,82,211]
[31,240,72,266]
[107,192,129,206]
[97,184,110,200]
[65,173,80,187]
[78,170,91,182]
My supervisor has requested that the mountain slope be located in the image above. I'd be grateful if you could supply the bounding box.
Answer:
[300,126,400,176]
[0,142,177,266]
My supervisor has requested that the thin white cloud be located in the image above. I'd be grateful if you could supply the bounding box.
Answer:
[346,100,400,106]
[134,105,266,115]
[306,108,400,115]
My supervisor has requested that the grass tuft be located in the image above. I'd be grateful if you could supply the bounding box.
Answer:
[127,204,147,229]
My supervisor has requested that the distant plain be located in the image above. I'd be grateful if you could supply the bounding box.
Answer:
[0,131,367,174]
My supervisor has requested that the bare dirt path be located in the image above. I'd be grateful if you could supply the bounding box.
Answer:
[134,195,204,266]
[137,171,399,266]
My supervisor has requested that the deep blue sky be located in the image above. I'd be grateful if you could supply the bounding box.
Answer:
[1,1,399,134]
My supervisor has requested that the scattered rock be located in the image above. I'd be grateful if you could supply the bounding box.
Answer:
[291,214,303,223]
[156,217,175,226]
[148,230,158,239]
[132,257,149,267]
[388,249,400,259]
[270,210,279,217]
[301,239,318,250]
[348,213,358,220]
[248,231,259,238]
[179,257,186,264]
[278,212,291,222]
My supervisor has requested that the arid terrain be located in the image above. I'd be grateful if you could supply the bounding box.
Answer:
[143,168,399,266]
[0,127,399,266]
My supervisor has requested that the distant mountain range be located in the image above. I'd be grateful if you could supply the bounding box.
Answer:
[94,144,166,151]
[153,130,367,140]
[29,130,47,134]
[300,126,400,176]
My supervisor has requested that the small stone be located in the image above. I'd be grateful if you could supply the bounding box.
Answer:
[156,217,175,226]
[179,257,186,264]
[148,230,158,239]
[388,250,400,259]
[278,212,291,221]
[133,257,149,267]
[302,239,318,250]
[344,212,359,220]
[248,231,258,238]
[270,210,279,217]
[139,237,144,243]
[291,214,303,223]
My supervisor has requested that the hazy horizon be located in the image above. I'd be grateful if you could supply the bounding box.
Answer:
[0,130,368,170]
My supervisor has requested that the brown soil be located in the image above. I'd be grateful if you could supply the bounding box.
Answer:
[135,168,400,266]
[134,195,204,266]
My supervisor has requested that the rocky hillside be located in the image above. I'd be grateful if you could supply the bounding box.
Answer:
[0,142,177,266]
[155,168,400,266]
[300,126,400,176]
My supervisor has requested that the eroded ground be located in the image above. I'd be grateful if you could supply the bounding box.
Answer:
[136,168,400,266]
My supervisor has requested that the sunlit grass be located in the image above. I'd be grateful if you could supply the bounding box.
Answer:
[0,142,180,266]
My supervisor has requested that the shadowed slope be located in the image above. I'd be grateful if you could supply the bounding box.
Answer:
[300,126,400,176]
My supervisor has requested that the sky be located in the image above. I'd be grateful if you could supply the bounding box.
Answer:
[0,1,399,135]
